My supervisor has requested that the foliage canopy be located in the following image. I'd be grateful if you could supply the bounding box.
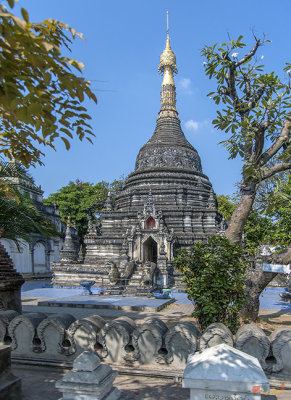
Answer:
[0,159,59,242]
[0,0,97,167]
[174,235,247,332]
[44,179,123,240]
[202,35,291,244]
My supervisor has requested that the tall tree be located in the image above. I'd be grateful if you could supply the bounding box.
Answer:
[202,36,291,244]
[202,36,291,320]
[0,0,97,168]
[44,179,124,240]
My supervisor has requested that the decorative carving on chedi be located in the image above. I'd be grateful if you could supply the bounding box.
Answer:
[135,146,202,171]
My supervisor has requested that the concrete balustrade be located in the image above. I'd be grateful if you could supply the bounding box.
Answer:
[132,317,168,364]
[99,316,136,363]
[0,310,19,344]
[37,313,76,361]
[235,324,271,371]
[270,327,291,375]
[1,311,290,377]
[67,315,106,357]
[199,322,233,350]
[8,312,47,356]
[165,321,200,368]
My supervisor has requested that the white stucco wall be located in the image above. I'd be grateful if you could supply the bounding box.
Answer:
[1,238,31,273]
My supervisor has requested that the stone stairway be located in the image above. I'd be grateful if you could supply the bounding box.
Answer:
[0,242,24,286]
[128,263,144,286]
[0,241,24,312]
[102,263,152,297]
[121,263,152,296]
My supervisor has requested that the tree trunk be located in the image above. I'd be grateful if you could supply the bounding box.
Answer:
[241,268,277,321]
[225,180,256,244]
[240,247,291,321]
[225,179,274,321]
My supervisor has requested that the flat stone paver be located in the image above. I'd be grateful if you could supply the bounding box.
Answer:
[37,295,174,312]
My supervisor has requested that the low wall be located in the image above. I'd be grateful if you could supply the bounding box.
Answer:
[0,310,290,379]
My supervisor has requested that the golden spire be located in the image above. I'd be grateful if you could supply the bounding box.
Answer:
[158,11,178,118]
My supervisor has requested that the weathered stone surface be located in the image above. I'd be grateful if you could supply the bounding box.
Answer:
[67,315,105,356]
[0,345,21,400]
[99,316,136,362]
[55,350,121,399]
[0,310,19,344]
[73,350,101,371]
[183,344,269,400]
[8,312,46,355]
[165,321,200,368]
[132,317,168,364]
[37,313,76,359]
[270,327,291,375]
[199,323,233,350]
[2,314,290,377]
[235,324,270,371]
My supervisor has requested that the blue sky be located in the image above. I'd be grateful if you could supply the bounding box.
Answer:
[15,0,291,197]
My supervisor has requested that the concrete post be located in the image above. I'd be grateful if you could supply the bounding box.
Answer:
[182,343,269,400]
[55,351,121,399]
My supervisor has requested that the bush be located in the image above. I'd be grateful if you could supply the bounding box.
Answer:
[174,235,247,332]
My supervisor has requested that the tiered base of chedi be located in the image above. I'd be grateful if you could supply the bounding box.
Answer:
[52,28,225,292]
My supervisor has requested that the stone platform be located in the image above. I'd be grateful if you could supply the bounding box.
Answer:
[38,295,175,312]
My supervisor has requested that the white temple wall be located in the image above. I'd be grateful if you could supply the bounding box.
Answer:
[1,236,64,275]
[1,238,31,273]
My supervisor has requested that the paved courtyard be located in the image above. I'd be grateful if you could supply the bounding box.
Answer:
[21,281,291,325]
[12,363,291,400]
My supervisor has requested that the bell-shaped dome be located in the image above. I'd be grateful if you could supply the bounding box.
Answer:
[135,117,202,172]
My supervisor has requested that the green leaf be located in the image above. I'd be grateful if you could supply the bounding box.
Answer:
[61,137,70,150]
[28,103,42,115]
[7,0,15,8]
[21,8,29,23]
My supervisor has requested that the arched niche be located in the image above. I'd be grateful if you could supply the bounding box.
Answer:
[145,216,156,230]
[33,241,47,272]
[143,236,157,263]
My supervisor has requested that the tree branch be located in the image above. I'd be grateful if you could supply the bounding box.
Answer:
[235,39,261,67]
[253,126,266,160]
[242,71,251,99]
[253,84,266,103]
[261,162,291,181]
[265,246,291,265]
[259,118,291,166]
[226,64,239,103]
